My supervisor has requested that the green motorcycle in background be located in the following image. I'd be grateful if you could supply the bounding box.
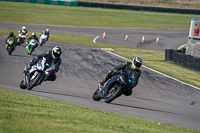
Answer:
[26,39,38,55]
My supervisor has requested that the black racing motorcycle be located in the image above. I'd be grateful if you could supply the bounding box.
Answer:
[92,70,135,103]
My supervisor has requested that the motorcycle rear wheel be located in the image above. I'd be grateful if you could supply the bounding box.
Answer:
[40,40,45,46]
[27,72,42,90]
[92,88,102,101]
[105,86,122,103]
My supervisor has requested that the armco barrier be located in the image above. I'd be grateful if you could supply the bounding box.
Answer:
[165,49,200,71]
[1,0,78,6]
[78,1,200,14]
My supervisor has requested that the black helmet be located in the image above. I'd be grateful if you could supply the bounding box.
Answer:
[52,46,62,59]
[132,57,142,70]
[9,32,14,37]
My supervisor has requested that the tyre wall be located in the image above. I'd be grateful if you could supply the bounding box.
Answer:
[165,49,200,71]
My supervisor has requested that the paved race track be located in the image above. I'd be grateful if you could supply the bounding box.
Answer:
[0,21,188,51]
[1,22,200,129]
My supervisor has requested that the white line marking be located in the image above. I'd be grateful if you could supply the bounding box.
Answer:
[101,48,200,91]
[93,36,99,43]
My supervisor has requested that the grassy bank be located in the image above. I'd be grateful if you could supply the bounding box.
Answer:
[1,88,199,133]
[0,1,200,29]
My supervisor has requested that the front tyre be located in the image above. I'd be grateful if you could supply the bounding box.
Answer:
[27,72,42,90]
[105,86,122,103]
[20,80,27,89]
[92,88,102,101]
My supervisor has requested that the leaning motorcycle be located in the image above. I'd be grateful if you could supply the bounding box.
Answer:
[26,39,38,55]
[20,56,54,90]
[16,32,27,46]
[92,70,135,103]
[5,37,15,55]
[39,33,48,46]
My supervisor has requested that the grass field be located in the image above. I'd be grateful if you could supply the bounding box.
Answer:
[0,1,200,29]
[1,1,200,132]
[1,88,200,133]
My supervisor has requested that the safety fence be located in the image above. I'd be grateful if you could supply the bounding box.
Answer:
[165,49,200,71]
[1,0,78,6]
[77,1,200,14]
[1,0,200,14]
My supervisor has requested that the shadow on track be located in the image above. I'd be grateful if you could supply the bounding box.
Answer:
[110,103,181,115]
[32,89,91,100]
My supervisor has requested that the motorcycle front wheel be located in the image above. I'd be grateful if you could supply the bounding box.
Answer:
[92,88,102,101]
[105,86,122,103]
[27,72,42,90]
[20,80,27,89]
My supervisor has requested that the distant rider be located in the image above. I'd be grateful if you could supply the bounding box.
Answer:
[5,32,17,43]
[99,57,142,96]
[5,32,17,48]
[26,32,39,45]
[16,26,28,45]
[18,26,28,36]
[24,46,62,81]
[45,29,50,41]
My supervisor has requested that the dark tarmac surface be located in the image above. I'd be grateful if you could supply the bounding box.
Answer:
[0,22,200,129]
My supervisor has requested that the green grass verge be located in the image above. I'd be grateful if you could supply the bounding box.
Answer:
[0,1,200,29]
[1,88,199,133]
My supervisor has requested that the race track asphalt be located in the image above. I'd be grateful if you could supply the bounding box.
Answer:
[0,22,200,129]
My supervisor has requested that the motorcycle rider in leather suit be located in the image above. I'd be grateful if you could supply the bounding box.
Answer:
[24,46,62,81]
[100,57,142,96]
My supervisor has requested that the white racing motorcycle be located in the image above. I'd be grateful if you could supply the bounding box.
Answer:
[20,56,54,90]
[39,33,48,46]
[16,32,28,46]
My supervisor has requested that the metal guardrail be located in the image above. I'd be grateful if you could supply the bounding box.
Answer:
[78,1,200,14]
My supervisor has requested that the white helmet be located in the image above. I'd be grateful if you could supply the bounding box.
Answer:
[22,26,26,30]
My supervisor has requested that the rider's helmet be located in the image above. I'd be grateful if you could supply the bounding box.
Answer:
[21,26,27,34]
[32,32,36,37]
[42,30,47,35]
[52,46,62,59]
[132,57,142,70]
[9,32,14,37]
[46,29,49,33]
[22,26,26,30]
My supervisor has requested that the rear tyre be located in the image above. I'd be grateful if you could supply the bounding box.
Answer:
[105,86,122,103]
[40,40,45,46]
[27,72,42,90]
[20,80,27,89]
[92,88,102,101]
